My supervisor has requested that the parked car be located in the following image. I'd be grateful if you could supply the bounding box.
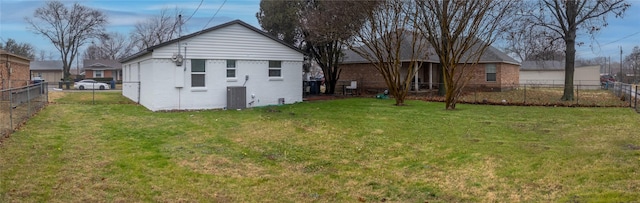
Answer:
[600,75,615,85]
[31,77,44,84]
[74,79,110,90]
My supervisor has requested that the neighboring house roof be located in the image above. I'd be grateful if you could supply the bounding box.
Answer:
[120,20,304,63]
[84,59,122,70]
[30,60,63,71]
[342,34,519,65]
[520,60,568,71]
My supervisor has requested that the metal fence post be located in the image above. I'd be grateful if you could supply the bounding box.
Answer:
[8,82,13,130]
[523,84,527,104]
[576,84,579,105]
[629,84,633,108]
[27,84,31,116]
[633,85,638,112]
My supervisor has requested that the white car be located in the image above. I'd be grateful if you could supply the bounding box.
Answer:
[74,79,110,90]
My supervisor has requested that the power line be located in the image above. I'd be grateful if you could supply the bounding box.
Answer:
[577,31,640,55]
[201,0,227,31]
[601,31,640,46]
[183,0,204,24]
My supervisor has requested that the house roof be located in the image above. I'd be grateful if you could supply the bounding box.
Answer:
[342,35,519,65]
[520,60,565,71]
[120,20,304,63]
[0,49,31,61]
[30,60,63,71]
[83,59,122,70]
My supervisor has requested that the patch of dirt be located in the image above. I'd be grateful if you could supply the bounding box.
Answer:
[624,144,640,150]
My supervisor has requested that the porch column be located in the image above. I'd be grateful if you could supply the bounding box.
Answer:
[429,63,433,89]
[414,63,419,91]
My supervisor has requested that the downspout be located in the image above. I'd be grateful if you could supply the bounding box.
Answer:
[137,62,141,104]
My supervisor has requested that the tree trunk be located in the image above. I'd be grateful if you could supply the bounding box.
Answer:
[325,78,337,94]
[561,35,576,101]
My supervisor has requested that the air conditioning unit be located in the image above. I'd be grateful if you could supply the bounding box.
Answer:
[227,86,246,109]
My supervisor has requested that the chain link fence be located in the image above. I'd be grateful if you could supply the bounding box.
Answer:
[389,83,628,107]
[607,82,639,113]
[1,80,48,139]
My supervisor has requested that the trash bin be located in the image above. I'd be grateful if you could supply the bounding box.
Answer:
[58,81,63,89]
[65,81,71,89]
[110,80,116,89]
[309,80,320,95]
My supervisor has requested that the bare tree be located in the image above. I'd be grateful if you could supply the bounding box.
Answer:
[257,0,302,46]
[504,26,566,62]
[301,0,377,94]
[84,32,133,60]
[37,49,56,61]
[624,46,640,83]
[0,38,36,59]
[26,1,107,80]
[415,0,518,110]
[350,1,427,106]
[130,8,183,51]
[528,0,629,101]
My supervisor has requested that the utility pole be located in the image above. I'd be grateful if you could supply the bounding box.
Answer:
[608,56,611,75]
[620,46,623,82]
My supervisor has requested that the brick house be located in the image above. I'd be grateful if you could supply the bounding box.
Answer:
[1,49,31,90]
[83,59,122,81]
[339,41,520,93]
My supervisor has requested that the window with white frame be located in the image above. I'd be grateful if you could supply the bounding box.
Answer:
[191,59,206,87]
[94,70,104,78]
[268,60,281,77]
[485,64,496,82]
[226,60,236,78]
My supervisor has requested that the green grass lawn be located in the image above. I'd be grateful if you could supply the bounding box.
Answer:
[1,92,639,202]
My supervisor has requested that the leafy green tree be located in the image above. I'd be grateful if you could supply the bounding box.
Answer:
[301,0,376,94]
[256,0,301,46]
[257,0,374,94]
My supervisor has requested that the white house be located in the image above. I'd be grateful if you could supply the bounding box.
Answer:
[520,61,600,88]
[119,20,304,111]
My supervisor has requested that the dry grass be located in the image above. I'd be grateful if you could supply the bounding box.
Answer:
[1,92,639,202]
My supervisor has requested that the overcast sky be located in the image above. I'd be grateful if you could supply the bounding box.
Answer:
[1,0,639,62]
[0,0,260,59]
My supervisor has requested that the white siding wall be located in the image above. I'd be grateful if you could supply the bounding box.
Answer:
[138,59,301,111]
[520,66,600,87]
[122,22,303,111]
[519,70,564,85]
[153,24,301,61]
[122,54,150,103]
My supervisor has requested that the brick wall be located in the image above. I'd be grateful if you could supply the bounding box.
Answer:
[340,63,387,92]
[1,52,31,89]
[465,63,520,91]
[86,70,118,79]
[340,62,520,93]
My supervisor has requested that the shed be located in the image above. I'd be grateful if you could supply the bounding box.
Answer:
[520,61,600,88]
[119,20,304,111]
[30,60,63,84]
